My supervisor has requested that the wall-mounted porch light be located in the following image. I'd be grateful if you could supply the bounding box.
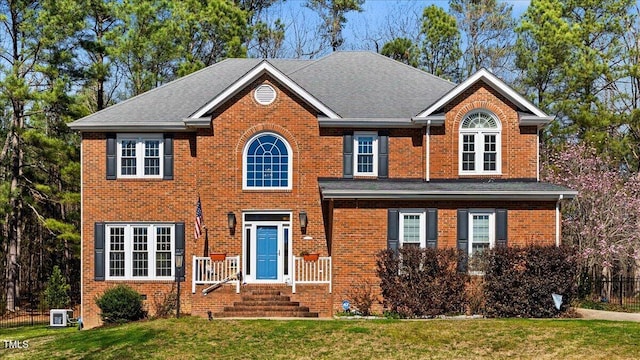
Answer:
[299,211,308,234]
[227,212,236,234]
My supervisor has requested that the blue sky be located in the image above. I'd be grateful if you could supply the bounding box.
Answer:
[266,0,533,56]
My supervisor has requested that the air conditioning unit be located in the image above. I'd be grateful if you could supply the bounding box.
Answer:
[50,309,73,327]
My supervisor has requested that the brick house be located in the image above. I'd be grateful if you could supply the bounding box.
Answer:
[69,52,575,328]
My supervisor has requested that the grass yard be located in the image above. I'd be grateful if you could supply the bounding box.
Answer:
[0,317,639,359]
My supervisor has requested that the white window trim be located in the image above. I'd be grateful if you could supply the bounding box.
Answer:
[458,111,502,175]
[468,209,496,257]
[399,210,426,248]
[353,132,378,177]
[116,134,164,179]
[105,223,175,281]
[242,132,293,190]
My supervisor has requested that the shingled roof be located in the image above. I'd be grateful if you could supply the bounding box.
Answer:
[68,52,456,131]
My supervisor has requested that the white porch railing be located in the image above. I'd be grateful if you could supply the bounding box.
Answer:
[192,255,241,294]
[292,256,332,294]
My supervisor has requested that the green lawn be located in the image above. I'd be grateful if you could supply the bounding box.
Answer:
[1,317,639,359]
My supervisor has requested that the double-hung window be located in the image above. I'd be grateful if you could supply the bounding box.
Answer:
[399,210,425,248]
[459,111,501,175]
[117,134,163,178]
[105,224,174,280]
[469,210,495,256]
[354,132,378,176]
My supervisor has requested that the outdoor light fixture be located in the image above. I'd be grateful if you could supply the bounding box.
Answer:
[299,211,308,233]
[227,212,236,230]
[175,253,184,319]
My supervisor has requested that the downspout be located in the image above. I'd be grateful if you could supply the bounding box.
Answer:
[537,127,540,181]
[426,120,431,182]
[555,194,563,247]
[79,136,84,327]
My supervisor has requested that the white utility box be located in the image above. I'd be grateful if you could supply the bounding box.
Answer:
[50,309,73,327]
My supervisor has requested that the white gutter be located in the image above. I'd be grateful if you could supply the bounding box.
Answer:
[556,194,564,247]
[68,123,194,132]
[321,190,576,201]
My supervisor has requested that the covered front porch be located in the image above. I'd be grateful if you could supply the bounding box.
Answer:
[191,255,332,295]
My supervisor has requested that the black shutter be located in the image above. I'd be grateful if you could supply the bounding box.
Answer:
[387,209,399,253]
[457,209,469,272]
[496,209,508,247]
[94,222,105,281]
[175,222,185,281]
[426,208,438,248]
[106,133,116,180]
[163,135,174,180]
[343,133,353,178]
[378,134,388,179]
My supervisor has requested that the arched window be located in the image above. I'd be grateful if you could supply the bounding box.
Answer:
[244,133,292,189]
[459,111,501,175]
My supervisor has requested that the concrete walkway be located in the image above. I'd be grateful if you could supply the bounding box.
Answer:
[576,308,640,322]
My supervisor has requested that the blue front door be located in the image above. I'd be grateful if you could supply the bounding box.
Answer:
[256,226,278,279]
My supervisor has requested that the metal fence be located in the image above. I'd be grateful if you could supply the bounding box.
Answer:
[579,275,640,311]
[0,297,50,328]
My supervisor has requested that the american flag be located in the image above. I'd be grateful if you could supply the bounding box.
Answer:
[194,197,203,240]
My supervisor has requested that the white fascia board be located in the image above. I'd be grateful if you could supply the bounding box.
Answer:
[416,68,549,119]
[190,61,340,120]
[320,189,578,201]
[318,117,418,128]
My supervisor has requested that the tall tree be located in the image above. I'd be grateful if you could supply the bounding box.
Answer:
[306,0,364,52]
[419,5,461,80]
[449,0,515,79]
[0,0,83,310]
[77,0,120,112]
[380,37,418,67]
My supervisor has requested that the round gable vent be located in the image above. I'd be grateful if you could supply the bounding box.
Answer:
[254,84,276,105]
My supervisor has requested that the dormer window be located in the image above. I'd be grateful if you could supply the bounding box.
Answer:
[459,111,501,175]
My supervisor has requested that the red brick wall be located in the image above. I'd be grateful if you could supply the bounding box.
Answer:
[430,81,539,180]
[80,74,551,327]
[330,200,557,315]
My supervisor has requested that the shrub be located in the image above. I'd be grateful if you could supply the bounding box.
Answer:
[152,287,177,319]
[377,247,468,318]
[483,245,577,318]
[44,266,71,309]
[95,285,147,324]
[345,280,378,316]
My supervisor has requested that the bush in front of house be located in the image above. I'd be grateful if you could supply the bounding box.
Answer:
[482,245,577,318]
[95,284,147,324]
[377,247,468,318]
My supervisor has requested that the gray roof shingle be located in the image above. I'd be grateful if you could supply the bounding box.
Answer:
[69,52,455,130]
[318,178,577,200]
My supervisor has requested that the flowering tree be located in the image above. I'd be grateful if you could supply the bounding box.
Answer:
[542,143,640,280]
